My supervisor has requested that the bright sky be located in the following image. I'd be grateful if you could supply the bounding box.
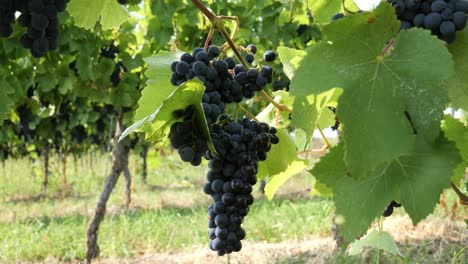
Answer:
[354,0,382,11]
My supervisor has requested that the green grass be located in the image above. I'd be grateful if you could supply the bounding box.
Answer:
[0,151,465,263]
[0,198,333,262]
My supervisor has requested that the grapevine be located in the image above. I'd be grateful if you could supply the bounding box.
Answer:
[0,0,71,57]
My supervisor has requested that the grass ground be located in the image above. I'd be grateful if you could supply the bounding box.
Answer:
[0,150,466,263]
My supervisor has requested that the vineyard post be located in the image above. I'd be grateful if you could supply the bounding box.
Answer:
[62,153,68,191]
[140,144,149,185]
[85,112,130,263]
[73,153,78,178]
[41,144,50,196]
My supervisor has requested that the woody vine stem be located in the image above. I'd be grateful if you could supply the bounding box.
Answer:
[191,0,330,149]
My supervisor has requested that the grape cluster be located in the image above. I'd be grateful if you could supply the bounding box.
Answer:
[170,45,274,108]
[101,44,126,87]
[19,0,70,57]
[387,0,468,43]
[203,116,279,255]
[169,45,276,165]
[169,117,205,166]
[382,200,402,217]
[0,0,69,57]
[272,74,291,91]
[327,107,341,131]
[169,46,280,254]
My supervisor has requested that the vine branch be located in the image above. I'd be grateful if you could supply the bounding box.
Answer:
[191,0,216,21]
[260,90,292,112]
[317,125,332,149]
[191,0,247,66]
[451,181,468,206]
[239,105,259,122]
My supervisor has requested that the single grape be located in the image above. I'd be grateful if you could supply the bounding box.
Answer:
[424,12,442,31]
[440,21,456,36]
[453,12,467,30]
[245,53,255,64]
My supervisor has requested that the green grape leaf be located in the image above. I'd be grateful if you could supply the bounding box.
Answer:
[256,91,293,128]
[308,0,359,24]
[447,28,468,111]
[120,80,213,152]
[294,128,308,151]
[36,74,58,93]
[311,135,460,242]
[110,75,141,108]
[310,143,347,189]
[0,80,15,123]
[95,58,117,89]
[292,3,454,178]
[442,115,468,185]
[257,129,297,179]
[279,46,342,139]
[135,51,183,120]
[277,46,307,80]
[76,55,96,81]
[265,160,309,200]
[348,229,401,256]
[68,0,129,30]
[291,88,342,141]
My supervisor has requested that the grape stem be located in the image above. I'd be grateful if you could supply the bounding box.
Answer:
[451,181,468,206]
[260,90,292,112]
[191,0,248,66]
[380,38,394,57]
[234,103,240,121]
[239,105,259,122]
[191,0,216,21]
[317,125,332,149]
[341,0,355,15]
[204,25,216,51]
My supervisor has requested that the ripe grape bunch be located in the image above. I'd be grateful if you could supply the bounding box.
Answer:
[204,116,279,255]
[168,45,275,165]
[168,45,280,255]
[387,0,468,43]
[0,0,70,57]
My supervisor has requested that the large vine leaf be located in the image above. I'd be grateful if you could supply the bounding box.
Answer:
[68,0,129,30]
[292,3,454,178]
[120,80,211,150]
[277,46,306,80]
[442,115,468,185]
[447,28,468,111]
[278,46,342,141]
[291,88,342,141]
[135,51,183,121]
[110,75,141,108]
[311,135,460,242]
